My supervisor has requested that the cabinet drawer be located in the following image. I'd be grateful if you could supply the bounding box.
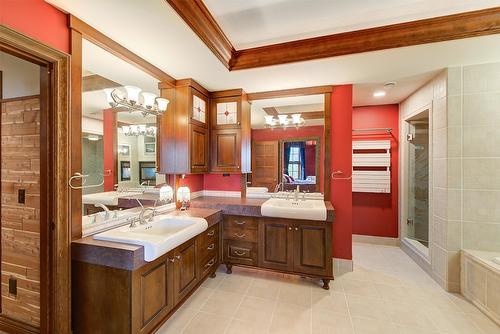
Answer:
[224,227,258,242]
[198,237,218,262]
[224,215,257,230]
[224,240,257,266]
[199,254,218,278]
[201,225,219,247]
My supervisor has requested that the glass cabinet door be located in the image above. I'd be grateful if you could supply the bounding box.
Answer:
[216,101,238,126]
[192,94,206,124]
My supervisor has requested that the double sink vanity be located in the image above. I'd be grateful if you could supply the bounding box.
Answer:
[72,195,334,334]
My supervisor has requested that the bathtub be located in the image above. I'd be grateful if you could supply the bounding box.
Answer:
[461,249,500,326]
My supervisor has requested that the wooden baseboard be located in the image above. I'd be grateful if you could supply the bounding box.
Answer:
[352,234,400,246]
[0,316,39,334]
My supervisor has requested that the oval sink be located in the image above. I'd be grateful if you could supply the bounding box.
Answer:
[261,198,326,221]
[93,214,208,261]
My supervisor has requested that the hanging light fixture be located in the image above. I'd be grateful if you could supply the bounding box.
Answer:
[104,86,169,116]
[265,113,305,129]
[121,124,157,137]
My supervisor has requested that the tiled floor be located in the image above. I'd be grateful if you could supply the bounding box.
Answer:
[157,243,500,334]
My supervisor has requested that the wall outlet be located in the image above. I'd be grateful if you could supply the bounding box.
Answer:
[9,277,17,296]
[18,189,25,204]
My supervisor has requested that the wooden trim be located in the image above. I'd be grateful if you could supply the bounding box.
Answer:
[69,15,176,86]
[82,74,121,92]
[165,0,235,69]
[169,78,209,96]
[262,107,278,117]
[70,29,83,241]
[0,94,40,103]
[247,86,333,101]
[210,89,244,99]
[231,7,500,70]
[0,316,39,334]
[301,111,324,120]
[323,93,331,199]
[0,25,71,334]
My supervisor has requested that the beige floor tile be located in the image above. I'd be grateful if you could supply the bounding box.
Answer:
[233,296,275,327]
[246,277,281,300]
[278,283,312,306]
[346,294,392,321]
[181,286,214,310]
[273,301,310,318]
[396,326,442,334]
[226,319,271,334]
[200,290,245,317]
[311,290,349,315]
[312,308,354,334]
[351,316,401,334]
[156,306,197,334]
[182,311,231,334]
[269,313,311,334]
[386,302,437,330]
[201,273,225,289]
[468,312,500,334]
[342,279,380,298]
[217,275,253,294]
[426,309,481,333]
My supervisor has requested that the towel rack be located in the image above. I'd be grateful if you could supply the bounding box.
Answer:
[353,127,392,134]
[68,170,111,190]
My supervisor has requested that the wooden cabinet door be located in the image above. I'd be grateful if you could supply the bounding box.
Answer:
[211,129,241,172]
[251,140,279,192]
[137,257,174,333]
[190,124,209,173]
[258,219,293,271]
[173,239,198,304]
[292,222,331,276]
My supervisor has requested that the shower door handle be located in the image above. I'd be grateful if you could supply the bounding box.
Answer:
[407,218,414,226]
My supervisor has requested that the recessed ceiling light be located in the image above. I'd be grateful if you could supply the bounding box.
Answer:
[373,91,386,97]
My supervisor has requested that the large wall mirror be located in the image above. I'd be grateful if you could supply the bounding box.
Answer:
[80,38,163,215]
[249,94,325,194]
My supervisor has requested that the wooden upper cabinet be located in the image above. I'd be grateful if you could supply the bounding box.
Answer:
[157,79,210,174]
[210,90,251,173]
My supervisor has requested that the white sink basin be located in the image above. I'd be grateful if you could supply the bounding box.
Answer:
[93,215,208,261]
[261,198,327,221]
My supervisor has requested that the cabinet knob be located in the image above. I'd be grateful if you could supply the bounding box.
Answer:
[295,227,298,231]
[288,227,292,231]
[175,255,181,260]
[237,122,241,125]
[168,257,175,263]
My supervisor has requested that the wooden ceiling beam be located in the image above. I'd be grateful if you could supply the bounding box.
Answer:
[82,74,121,92]
[167,2,500,71]
[69,15,176,87]
[247,86,333,101]
[262,107,278,117]
[166,0,235,69]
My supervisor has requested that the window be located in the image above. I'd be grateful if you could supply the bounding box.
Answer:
[288,146,301,179]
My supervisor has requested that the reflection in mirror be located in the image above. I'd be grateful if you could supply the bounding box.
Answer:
[249,94,324,195]
[80,38,164,217]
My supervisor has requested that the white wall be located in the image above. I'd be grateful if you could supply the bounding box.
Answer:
[0,51,40,98]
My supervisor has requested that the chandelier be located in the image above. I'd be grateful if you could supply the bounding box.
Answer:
[104,86,169,116]
[121,124,157,137]
[264,113,305,129]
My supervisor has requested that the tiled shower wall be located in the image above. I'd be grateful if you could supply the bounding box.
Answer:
[0,97,41,326]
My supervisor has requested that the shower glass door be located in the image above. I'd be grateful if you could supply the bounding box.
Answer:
[407,115,429,247]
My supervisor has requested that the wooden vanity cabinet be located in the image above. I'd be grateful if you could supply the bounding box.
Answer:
[158,79,210,174]
[223,215,333,288]
[210,90,251,173]
[72,219,221,334]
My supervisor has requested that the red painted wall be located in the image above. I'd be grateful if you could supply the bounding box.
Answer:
[305,143,316,177]
[103,109,116,191]
[252,125,325,192]
[178,174,204,193]
[0,0,70,53]
[331,85,353,260]
[204,174,241,191]
[352,104,399,238]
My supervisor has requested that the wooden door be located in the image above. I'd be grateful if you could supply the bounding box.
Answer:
[137,257,174,333]
[292,222,331,276]
[211,129,241,172]
[258,219,293,271]
[173,239,198,304]
[190,124,209,173]
[251,141,279,192]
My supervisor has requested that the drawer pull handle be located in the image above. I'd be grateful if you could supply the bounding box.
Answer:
[234,233,246,239]
[207,230,215,236]
[235,220,245,225]
[207,243,215,250]
[205,259,215,268]
[168,257,175,263]
[175,255,181,260]
[234,250,246,256]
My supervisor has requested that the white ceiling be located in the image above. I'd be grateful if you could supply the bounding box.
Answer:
[203,0,500,49]
[49,0,500,105]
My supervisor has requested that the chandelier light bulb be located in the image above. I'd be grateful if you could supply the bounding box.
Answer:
[141,92,157,109]
[124,86,141,104]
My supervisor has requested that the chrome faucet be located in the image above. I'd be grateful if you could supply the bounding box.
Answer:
[139,207,155,225]
[293,185,300,201]
[274,182,284,193]
[94,203,110,220]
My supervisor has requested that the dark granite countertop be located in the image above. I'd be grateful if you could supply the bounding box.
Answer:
[190,196,334,223]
